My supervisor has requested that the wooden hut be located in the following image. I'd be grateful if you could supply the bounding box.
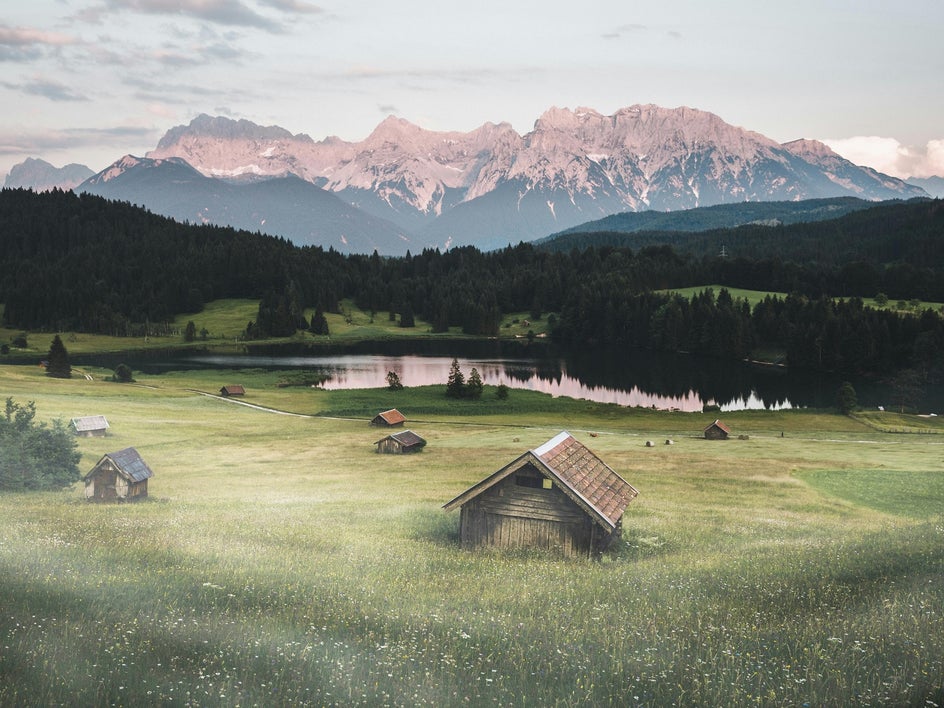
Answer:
[370,408,405,427]
[704,419,731,440]
[442,431,638,558]
[219,385,245,397]
[83,447,154,502]
[70,415,109,437]
[375,430,427,454]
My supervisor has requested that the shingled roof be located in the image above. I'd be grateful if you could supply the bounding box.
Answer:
[373,408,406,425]
[443,431,638,530]
[89,447,155,483]
[376,430,426,448]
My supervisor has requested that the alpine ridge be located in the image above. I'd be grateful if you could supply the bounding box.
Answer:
[84,104,928,252]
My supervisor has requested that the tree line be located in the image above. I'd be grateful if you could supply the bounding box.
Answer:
[1,188,942,380]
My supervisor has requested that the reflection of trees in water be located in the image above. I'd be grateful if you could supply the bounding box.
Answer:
[561,347,837,409]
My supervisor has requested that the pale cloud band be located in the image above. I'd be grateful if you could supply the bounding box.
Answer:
[824,136,944,180]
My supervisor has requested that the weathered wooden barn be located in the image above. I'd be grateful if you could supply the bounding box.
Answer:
[370,408,406,427]
[70,415,109,437]
[704,419,731,440]
[219,385,245,397]
[84,447,154,502]
[375,430,427,454]
[442,431,639,558]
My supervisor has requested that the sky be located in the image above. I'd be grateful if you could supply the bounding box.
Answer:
[2,0,943,181]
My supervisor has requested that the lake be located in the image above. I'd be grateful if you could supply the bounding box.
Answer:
[162,345,940,413]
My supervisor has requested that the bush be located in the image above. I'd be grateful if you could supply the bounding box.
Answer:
[112,363,135,383]
[0,397,81,491]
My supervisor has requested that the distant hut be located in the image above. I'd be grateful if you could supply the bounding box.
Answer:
[704,419,731,440]
[219,385,245,397]
[370,408,406,427]
[375,430,427,454]
[443,431,639,558]
[83,447,154,502]
[70,415,109,437]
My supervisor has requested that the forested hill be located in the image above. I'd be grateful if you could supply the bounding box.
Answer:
[542,196,880,241]
[1,188,943,379]
[541,198,943,267]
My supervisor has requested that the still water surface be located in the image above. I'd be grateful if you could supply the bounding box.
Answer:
[179,349,876,412]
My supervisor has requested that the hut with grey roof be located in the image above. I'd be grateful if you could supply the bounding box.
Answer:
[70,415,109,437]
[375,430,427,454]
[83,447,154,502]
[443,431,638,558]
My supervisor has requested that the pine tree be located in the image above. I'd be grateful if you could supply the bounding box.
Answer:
[445,358,465,398]
[466,367,483,399]
[45,335,71,379]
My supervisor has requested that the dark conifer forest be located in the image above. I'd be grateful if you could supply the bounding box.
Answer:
[1,188,942,379]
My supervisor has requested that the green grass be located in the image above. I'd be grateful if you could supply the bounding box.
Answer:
[667,285,944,313]
[1,364,942,706]
[1,299,548,361]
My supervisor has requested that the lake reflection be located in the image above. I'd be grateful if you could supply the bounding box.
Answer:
[186,353,794,412]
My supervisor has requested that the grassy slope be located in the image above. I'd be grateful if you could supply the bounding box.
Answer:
[1,365,942,706]
[667,284,944,312]
[1,298,552,359]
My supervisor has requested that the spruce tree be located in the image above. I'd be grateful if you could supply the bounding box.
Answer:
[466,367,483,399]
[445,358,465,398]
[45,335,71,379]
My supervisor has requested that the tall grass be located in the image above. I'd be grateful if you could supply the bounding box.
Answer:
[1,364,942,705]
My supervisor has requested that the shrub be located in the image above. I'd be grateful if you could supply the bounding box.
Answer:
[0,397,81,491]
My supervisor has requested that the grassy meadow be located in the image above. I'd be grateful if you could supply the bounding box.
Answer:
[667,285,944,313]
[0,298,549,362]
[1,362,942,706]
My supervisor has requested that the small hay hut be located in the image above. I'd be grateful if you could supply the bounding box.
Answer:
[443,431,638,558]
[219,385,245,397]
[704,419,731,440]
[370,408,406,427]
[375,430,427,454]
[84,447,154,502]
[70,415,109,437]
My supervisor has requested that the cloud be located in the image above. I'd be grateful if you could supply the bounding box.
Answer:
[0,25,78,60]
[823,136,944,179]
[0,25,77,47]
[19,77,90,102]
[0,125,157,156]
[100,0,284,32]
[257,0,324,14]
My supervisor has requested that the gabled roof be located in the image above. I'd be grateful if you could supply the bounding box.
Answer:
[376,430,426,447]
[86,447,155,483]
[220,385,245,395]
[443,432,638,531]
[374,408,406,425]
[704,419,730,434]
[71,415,109,432]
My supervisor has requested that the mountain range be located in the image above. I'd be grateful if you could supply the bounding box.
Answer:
[7,105,932,254]
[4,157,94,192]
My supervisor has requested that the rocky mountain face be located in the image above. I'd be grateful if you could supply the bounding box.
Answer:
[91,105,930,252]
[4,157,94,191]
